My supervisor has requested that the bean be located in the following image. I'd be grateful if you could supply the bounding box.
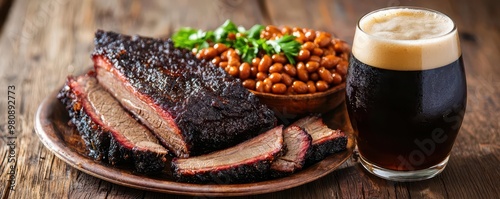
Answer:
[297,49,310,61]
[239,63,251,80]
[340,52,349,60]
[296,62,306,71]
[205,47,217,59]
[323,48,335,56]
[340,42,351,52]
[293,31,306,44]
[295,36,306,44]
[268,73,282,83]
[310,72,319,81]
[336,61,348,76]
[281,73,293,86]
[269,63,284,73]
[227,49,238,58]
[250,66,258,78]
[219,61,228,68]
[292,27,303,32]
[312,48,323,56]
[309,55,321,63]
[305,29,316,41]
[334,40,347,52]
[281,26,293,35]
[320,55,339,69]
[242,79,256,90]
[314,34,330,47]
[316,80,329,92]
[256,72,268,81]
[227,33,236,40]
[263,78,273,93]
[307,81,317,93]
[195,50,204,59]
[212,56,221,66]
[260,31,272,40]
[214,43,228,54]
[228,57,240,67]
[297,68,309,82]
[302,42,316,51]
[306,61,320,73]
[292,81,308,94]
[272,83,287,94]
[220,50,229,61]
[256,80,266,92]
[292,30,304,38]
[272,54,287,64]
[252,57,261,67]
[316,31,331,38]
[266,25,281,34]
[318,67,334,83]
[227,66,239,77]
[332,72,343,85]
[258,55,272,72]
[284,64,297,77]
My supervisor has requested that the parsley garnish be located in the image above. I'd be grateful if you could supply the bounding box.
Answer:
[172,20,301,64]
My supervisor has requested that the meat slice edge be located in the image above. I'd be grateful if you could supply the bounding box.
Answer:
[270,125,312,177]
[293,116,348,164]
[92,30,277,157]
[95,64,188,158]
[57,73,168,173]
[171,125,284,184]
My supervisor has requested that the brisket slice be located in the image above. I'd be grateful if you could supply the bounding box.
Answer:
[92,30,276,157]
[293,116,348,164]
[57,72,168,173]
[270,125,312,177]
[171,125,284,184]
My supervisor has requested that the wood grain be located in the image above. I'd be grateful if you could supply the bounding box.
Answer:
[0,0,498,198]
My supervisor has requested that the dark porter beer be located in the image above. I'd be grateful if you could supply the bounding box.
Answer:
[346,7,466,177]
[346,56,466,170]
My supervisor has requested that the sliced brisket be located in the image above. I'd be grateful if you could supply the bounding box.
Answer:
[270,125,312,177]
[57,72,168,173]
[293,116,348,164]
[171,125,284,184]
[92,30,276,157]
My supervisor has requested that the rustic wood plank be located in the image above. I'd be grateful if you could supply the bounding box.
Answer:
[0,0,498,198]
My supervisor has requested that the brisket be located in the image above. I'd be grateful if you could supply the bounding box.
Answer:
[270,125,312,177]
[92,30,276,157]
[293,116,348,164]
[171,125,284,184]
[57,72,168,173]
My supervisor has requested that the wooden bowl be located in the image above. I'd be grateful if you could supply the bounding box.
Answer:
[251,83,346,119]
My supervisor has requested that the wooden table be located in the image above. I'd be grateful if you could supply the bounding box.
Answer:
[1,0,499,198]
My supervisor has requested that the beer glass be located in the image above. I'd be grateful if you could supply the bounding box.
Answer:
[346,7,466,181]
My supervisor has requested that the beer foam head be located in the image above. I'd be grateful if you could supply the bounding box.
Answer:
[352,7,461,71]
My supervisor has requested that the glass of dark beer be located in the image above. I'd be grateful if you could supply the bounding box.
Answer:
[346,7,466,181]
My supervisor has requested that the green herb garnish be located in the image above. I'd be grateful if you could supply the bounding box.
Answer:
[265,35,301,65]
[172,20,301,64]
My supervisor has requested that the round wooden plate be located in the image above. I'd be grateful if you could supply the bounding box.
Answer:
[34,89,355,197]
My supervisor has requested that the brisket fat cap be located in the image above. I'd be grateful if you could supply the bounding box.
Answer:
[57,73,168,173]
[171,125,284,184]
[92,30,276,157]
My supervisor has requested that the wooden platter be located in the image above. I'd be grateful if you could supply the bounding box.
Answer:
[34,89,355,197]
